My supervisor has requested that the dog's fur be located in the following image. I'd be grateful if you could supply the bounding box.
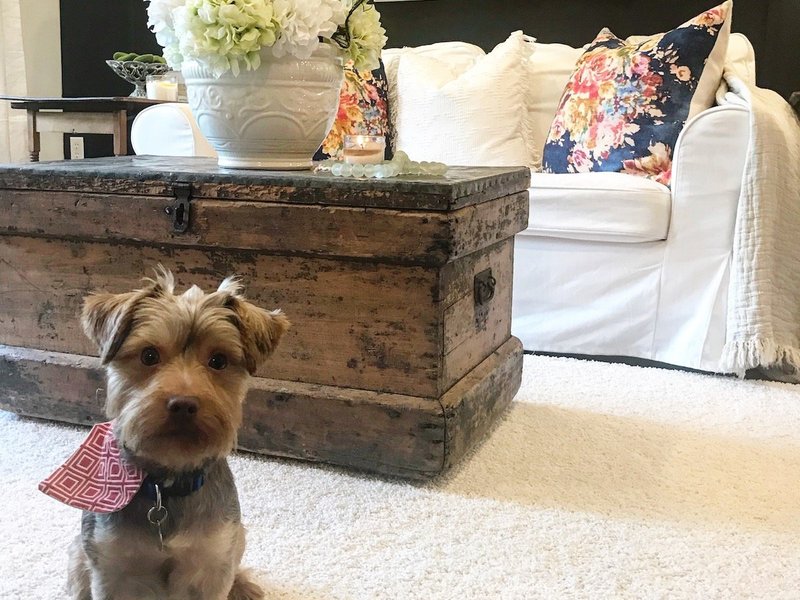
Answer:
[68,269,289,599]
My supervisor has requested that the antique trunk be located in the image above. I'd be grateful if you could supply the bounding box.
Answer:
[0,156,529,479]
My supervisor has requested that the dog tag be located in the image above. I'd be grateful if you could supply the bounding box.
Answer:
[146,483,168,552]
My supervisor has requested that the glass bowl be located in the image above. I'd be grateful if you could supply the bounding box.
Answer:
[106,60,171,98]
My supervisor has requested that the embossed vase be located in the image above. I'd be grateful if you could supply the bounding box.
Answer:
[182,45,344,170]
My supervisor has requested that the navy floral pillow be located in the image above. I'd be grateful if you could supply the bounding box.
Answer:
[542,1,731,186]
[314,59,394,161]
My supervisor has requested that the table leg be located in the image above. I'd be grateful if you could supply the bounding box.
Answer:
[112,110,128,156]
[26,109,41,162]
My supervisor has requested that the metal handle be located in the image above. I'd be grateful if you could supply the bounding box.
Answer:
[474,268,496,306]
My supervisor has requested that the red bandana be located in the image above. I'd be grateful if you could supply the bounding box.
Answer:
[39,421,144,513]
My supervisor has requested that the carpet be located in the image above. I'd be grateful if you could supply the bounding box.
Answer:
[1,354,799,599]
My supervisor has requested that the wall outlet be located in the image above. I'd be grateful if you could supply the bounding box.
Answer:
[69,136,84,160]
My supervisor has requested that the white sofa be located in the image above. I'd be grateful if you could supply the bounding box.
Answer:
[131,33,757,375]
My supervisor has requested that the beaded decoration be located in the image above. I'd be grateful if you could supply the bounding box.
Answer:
[315,150,447,179]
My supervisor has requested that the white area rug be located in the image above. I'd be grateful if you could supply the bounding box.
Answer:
[2,355,799,599]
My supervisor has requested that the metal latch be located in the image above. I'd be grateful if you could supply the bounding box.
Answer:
[165,184,192,233]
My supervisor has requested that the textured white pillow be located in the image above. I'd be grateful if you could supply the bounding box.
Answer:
[393,31,535,167]
[383,42,485,150]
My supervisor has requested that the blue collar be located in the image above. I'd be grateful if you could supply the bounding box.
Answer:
[142,472,205,501]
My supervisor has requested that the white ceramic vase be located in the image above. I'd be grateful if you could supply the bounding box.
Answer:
[182,45,344,170]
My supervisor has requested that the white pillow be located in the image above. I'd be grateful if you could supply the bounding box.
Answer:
[382,41,485,86]
[524,40,585,169]
[383,42,486,152]
[394,31,534,167]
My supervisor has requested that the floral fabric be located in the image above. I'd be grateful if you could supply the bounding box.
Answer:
[542,2,731,186]
[314,59,394,161]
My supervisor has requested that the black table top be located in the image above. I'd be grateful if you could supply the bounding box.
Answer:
[0,96,171,111]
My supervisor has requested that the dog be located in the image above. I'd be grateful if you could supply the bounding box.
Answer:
[63,268,289,599]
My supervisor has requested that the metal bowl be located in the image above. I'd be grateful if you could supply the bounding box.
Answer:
[106,60,171,97]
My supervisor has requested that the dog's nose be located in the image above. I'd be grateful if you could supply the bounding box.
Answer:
[166,396,199,418]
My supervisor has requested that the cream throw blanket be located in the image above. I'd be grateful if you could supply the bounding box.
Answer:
[718,74,800,378]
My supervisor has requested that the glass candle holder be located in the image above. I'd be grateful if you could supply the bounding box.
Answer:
[146,73,179,101]
[343,135,386,164]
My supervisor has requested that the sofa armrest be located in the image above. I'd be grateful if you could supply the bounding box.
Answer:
[131,103,216,158]
[652,104,750,368]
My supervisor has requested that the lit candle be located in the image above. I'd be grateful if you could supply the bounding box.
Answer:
[146,76,179,101]
[343,135,386,164]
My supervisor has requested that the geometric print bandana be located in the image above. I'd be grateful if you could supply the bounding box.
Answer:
[38,421,144,513]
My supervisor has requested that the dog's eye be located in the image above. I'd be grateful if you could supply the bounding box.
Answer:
[208,353,228,371]
[140,347,160,366]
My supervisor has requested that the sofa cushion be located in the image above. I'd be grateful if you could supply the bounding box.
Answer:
[314,59,393,162]
[522,172,671,243]
[542,1,732,186]
[392,31,535,166]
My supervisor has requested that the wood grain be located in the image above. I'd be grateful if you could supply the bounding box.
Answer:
[0,189,528,266]
[0,235,442,397]
[0,340,523,479]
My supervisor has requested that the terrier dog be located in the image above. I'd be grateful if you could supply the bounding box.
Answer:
[59,269,288,599]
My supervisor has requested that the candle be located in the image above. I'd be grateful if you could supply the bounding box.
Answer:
[343,135,386,164]
[146,75,179,101]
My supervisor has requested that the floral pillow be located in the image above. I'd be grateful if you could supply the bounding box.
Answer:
[314,59,394,161]
[542,1,732,186]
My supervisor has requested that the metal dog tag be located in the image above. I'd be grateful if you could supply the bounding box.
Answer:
[146,483,168,552]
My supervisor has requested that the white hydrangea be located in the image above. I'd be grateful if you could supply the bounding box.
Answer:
[271,0,348,60]
[172,0,281,77]
[145,0,386,77]
[343,0,387,72]
[145,0,186,68]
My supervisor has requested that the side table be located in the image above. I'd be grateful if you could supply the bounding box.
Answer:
[0,96,167,162]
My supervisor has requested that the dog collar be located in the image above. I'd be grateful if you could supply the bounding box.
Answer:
[142,472,205,501]
[38,421,145,514]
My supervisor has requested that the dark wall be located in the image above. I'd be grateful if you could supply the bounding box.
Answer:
[376,0,796,98]
[59,0,797,156]
[60,0,159,157]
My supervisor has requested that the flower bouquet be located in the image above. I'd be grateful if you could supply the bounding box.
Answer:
[145,0,387,77]
[144,0,387,169]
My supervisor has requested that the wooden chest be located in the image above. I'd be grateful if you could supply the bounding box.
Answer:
[0,157,529,479]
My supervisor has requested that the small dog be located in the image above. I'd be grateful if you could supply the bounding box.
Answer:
[65,269,289,599]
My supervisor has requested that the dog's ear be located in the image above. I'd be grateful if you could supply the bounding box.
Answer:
[81,286,159,364]
[227,297,290,375]
[83,268,175,363]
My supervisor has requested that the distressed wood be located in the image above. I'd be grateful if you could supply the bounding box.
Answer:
[0,189,529,266]
[0,157,529,477]
[441,240,514,392]
[0,156,531,212]
[441,337,523,471]
[0,235,517,398]
[0,235,441,397]
[0,340,522,479]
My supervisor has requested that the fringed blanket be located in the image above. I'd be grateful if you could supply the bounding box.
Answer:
[718,74,800,379]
